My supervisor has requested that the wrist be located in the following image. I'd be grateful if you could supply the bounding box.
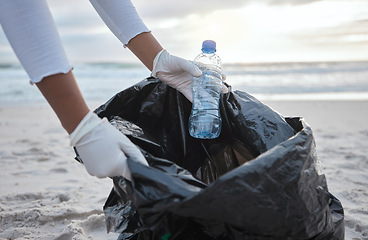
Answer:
[151,49,166,78]
[69,111,101,146]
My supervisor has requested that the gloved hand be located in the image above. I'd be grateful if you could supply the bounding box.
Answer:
[69,111,148,180]
[152,49,227,102]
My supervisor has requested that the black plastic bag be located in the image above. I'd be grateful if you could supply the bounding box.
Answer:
[93,77,344,239]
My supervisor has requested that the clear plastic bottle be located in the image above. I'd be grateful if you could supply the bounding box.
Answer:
[189,40,223,139]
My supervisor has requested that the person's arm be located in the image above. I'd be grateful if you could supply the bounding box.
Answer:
[126,32,163,71]
[0,0,147,179]
[36,71,89,134]
[0,0,89,134]
[126,33,227,102]
[89,0,203,102]
[0,0,72,84]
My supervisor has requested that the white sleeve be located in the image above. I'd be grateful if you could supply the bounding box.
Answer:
[0,0,72,83]
[89,0,150,45]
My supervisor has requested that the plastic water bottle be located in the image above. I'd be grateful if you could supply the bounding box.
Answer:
[189,40,223,139]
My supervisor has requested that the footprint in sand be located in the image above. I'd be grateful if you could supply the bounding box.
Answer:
[50,168,68,173]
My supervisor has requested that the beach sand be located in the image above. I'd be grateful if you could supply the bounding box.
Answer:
[1,100,367,239]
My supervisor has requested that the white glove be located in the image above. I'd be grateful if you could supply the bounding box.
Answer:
[69,111,148,180]
[152,50,228,102]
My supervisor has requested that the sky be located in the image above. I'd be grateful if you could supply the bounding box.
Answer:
[1,0,368,64]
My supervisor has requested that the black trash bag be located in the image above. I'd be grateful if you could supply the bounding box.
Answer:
[92,77,344,239]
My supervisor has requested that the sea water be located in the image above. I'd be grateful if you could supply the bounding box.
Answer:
[1,61,368,105]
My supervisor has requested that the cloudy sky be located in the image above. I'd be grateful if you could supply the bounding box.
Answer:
[1,0,368,64]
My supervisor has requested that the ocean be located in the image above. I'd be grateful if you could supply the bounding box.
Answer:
[1,61,367,105]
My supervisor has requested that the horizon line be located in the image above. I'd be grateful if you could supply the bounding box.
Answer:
[1,59,368,67]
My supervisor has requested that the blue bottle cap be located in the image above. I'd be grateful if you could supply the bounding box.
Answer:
[202,40,216,53]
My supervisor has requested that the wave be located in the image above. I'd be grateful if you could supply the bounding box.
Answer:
[223,61,368,75]
[1,61,367,104]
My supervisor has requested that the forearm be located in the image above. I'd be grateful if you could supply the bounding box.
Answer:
[126,32,163,71]
[0,1,87,133]
[36,71,89,134]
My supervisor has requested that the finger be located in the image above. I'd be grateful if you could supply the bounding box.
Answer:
[179,58,202,77]
[182,89,193,103]
[221,84,229,93]
[221,73,226,81]
[119,134,148,166]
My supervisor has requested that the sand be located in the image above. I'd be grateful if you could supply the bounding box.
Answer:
[0,100,367,239]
